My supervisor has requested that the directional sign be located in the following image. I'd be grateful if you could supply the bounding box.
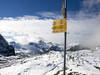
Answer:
[52,18,67,33]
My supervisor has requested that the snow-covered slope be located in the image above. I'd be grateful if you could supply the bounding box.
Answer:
[0,46,100,75]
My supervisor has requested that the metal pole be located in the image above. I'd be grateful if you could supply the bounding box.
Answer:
[63,0,67,75]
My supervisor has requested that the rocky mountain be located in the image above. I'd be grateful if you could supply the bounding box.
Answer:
[0,34,15,56]
[10,40,62,55]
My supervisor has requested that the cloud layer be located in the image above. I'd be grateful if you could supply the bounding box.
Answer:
[0,0,100,48]
[81,0,100,16]
[0,14,99,49]
[0,15,64,44]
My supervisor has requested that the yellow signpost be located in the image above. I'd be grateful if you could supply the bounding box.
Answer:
[52,0,67,75]
[52,18,67,33]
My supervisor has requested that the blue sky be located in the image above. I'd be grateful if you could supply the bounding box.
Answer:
[0,0,100,18]
[0,0,83,18]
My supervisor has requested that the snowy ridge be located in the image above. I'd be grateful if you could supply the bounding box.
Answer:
[0,45,100,75]
[0,40,62,69]
[10,40,62,54]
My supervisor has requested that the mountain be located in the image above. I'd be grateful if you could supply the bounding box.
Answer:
[0,34,15,56]
[10,40,62,55]
[0,35,100,75]
[0,46,100,75]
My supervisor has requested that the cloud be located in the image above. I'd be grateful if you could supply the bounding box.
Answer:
[0,15,95,46]
[0,8,100,49]
[0,15,64,44]
[2,15,40,21]
[38,12,63,19]
[82,0,100,8]
[81,0,100,15]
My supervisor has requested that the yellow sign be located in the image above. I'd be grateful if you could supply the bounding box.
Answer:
[52,18,67,33]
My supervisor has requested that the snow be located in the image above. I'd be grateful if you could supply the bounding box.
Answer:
[0,47,100,75]
[0,51,63,75]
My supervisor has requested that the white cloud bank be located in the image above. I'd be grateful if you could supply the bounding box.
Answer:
[0,14,100,49]
[38,12,63,19]
[0,15,64,44]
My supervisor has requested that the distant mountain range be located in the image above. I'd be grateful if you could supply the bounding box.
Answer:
[10,40,62,55]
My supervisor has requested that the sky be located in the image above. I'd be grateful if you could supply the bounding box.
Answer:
[0,0,100,48]
[0,0,83,18]
[0,0,99,18]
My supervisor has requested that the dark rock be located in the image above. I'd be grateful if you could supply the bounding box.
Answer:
[29,42,40,48]
[94,66,100,70]
[7,45,15,56]
[67,45,90,51]
[0,34,15,56]
[68,72,86,75]
[49,45,61,51]
[10,41,21,50]
[0,34,8,47]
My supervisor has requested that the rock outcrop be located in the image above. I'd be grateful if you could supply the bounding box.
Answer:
[0,34,15,56]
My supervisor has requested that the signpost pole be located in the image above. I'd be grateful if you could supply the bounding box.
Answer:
[63,0,67,75]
